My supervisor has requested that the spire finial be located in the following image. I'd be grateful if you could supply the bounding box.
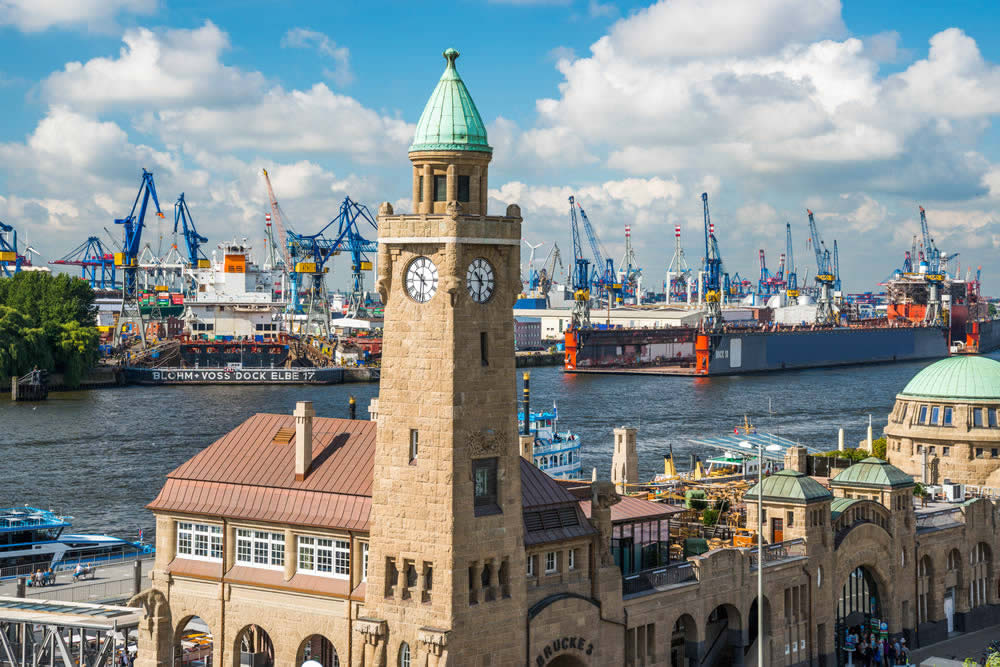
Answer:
[443,48,459,67]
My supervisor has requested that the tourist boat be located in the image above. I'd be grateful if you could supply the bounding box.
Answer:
[0,507,153,579]
[519,404,583,479]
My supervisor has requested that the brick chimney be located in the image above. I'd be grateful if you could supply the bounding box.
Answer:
[294,401,315,481]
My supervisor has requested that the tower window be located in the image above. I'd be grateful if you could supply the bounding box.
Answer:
[944,407,953,425]
[409,429,418,463]
[480,332,489,366]
[930,406,940,424]
[473,457,499,516]
[418,175,424,202]
[433,175,447,202]
[458,175,470,202]
[974,408,983,427]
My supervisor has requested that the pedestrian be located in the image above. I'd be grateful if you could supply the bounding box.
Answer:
[888,638,897,665]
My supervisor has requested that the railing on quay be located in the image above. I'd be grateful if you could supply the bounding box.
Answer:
[0,550,155,581]
[748,538,806,569]
[24,575,148,603]
[622,561,696,596]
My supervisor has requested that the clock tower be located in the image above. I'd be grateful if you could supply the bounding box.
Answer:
[361,48,527,667]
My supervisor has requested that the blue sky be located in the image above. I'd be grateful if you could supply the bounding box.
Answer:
[1,0,1000,293]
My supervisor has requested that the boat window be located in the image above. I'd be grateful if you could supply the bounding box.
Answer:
[943,407,953,426]
[930,406,940,424]
[918,405,928,423]
[974,409,984,428]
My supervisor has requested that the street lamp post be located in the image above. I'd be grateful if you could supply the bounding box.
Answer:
[741,438,782,666]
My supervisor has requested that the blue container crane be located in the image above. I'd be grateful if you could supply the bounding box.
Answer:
[833,239,841,292]
[567,196,590,329]
[701,193,726,324]
[0,221,23,277]
[173,193,209,269]
[113,169,165,346]
[574,200,617,299]
[49,237,117,289]
[918,206,939,273]
[286,196,378,336]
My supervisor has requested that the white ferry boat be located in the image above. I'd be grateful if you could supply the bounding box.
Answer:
[520,404,583,479]
[0,507,153,579]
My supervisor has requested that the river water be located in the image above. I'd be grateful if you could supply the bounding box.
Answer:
[6,352,997,540]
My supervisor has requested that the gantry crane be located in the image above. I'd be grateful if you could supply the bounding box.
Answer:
[114,169,165,347]
[568,196,591,330]
[833,239,841,292]
[618,225,642,303]
[537,243,563,307]
[574,200,617,300]
[701,193,725,326]
[174,193,209,269]
[666,224,691,303]
[287,196,378,335]
[0,221,23,277]
[49,237,117,289]
[785,222,798,298]
[806,209,836,324]
[262,168,295,300]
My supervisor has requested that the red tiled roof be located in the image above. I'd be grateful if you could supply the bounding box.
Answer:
[148,412,599,541]
[148,414,375,531]
[578,495,685,524]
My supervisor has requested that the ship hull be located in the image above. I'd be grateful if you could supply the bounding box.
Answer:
[974,319,1000,353]
[565,325,949,376]
[705,326,948,375]
[125,367,344,385]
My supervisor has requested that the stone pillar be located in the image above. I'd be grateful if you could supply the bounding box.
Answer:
[519,434,534,461]
[470,165,482,214]
[446,163,457,202]
[611,427,639,494]
[480,166,488,215]
[284,530,295,581]
[784,446,809,473]
[412,167,420,213]
[421,163,432,214]
[225,524,236,570]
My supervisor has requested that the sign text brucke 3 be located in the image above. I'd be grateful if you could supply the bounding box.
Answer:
[535,636,594,665]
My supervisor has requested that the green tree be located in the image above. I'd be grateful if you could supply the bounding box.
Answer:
[871,437,887,460]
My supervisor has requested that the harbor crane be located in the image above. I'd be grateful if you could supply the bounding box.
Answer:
[574,200,617,300]
[701,193,725,326]
[567,196,591,330]
[918,206,939,272]
[806,209,836,324]
[537,243,563,307]
[833,239,842,292]
[173,193,209,269]
[49,237,117,289]
[618,224,642,304]
[113,169,165,347]
[287,195,379,335]
[785,223,798,298]
[666,224,690,304]
[0,221,23,277]
[262,168,295,305]
[916,206,949,323]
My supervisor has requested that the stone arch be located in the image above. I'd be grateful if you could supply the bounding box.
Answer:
[704,603,742,666]
[836,565,885,660]
[172,614,214,667]
[234,624,274,667]
[297,634,340,666]
[969,542,992,607]
[917,554,935,624]
[546,655,587,667]
[667,613,698,667]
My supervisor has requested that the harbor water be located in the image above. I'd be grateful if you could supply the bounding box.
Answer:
[5,352,997,540]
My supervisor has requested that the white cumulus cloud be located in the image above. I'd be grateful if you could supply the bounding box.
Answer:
[0,0,155,32]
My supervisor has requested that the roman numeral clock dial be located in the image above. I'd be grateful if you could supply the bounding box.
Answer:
[466,258,495,304]
[405,256,439,303]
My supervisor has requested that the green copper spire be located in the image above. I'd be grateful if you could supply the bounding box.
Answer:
[410,48,492,154]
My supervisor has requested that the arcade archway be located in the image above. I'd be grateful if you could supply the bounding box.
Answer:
[704,604,742,666]
[234,624,274,667]
[298,634,340,666]
[546,655,587,667]
[836,566,883,666]
[173,615,212,667]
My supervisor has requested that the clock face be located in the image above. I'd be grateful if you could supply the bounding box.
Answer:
[405,256,438,303]
[466,258,496,303]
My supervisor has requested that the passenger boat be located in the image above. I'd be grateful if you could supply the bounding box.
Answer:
[0,507,153,579]
[519,404,583,479]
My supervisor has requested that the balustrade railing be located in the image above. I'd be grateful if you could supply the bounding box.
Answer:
[748,538,806,569]
[622,561,696,596]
